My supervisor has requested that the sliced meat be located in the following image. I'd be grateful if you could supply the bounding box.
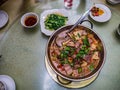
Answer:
[55,37,65,47]
[64,64,73,75]
[88,38,93,44]
[92,51,100,60]
[75,41,80,48]
[64,64,71,70]
[60,70,67,75]
[88,34,98,44]
[76,47,80,53]
[72,70,79,77]
[52,61,59,68]
[54,49,60,55]
[81,61,88,67]
[78,39,83,44]
[74,64,80,69]
[83,55,92,62]
[62,39,71,46]
[90,43,97,51]
[72,54,76,59]
[56,36,70,47]
[66,41,75,47]
[82,66,90,76]
[82,30,87,35]
[58,30,68,38]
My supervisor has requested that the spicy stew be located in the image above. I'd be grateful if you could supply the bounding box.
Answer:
[48,25,104,78]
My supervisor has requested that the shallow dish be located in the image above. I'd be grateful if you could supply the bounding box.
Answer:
[40,9,71,36]
[89,4,111,22]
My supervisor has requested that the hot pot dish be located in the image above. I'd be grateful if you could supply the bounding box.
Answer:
[46,25,106,82]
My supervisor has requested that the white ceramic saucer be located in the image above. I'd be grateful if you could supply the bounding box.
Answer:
[0,10,9,28]
[0,75,16,90]
[89,4,112,22]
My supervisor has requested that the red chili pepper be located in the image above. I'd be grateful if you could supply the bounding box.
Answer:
[95,12,99,16]
[57,64,62,68]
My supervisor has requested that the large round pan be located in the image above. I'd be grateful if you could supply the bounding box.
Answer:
[46,20,106,82]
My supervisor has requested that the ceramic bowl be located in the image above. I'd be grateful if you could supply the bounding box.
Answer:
[21,12,39,28]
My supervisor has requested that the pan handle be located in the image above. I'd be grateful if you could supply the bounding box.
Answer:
[80,20,93,29]
[57,75,72,85]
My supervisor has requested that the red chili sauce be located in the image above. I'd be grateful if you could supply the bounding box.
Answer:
[25,16,37,26]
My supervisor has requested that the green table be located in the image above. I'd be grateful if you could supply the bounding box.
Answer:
[0,0,120,90]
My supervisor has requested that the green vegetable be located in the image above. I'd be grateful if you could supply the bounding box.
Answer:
[89,64,94,71]
[60,59,69,64]
[65,60,69,64]
[60,46,75,59]
[65,46,71,51]
[70,63,74,67]
[59,46,76,66]
[44,14,68,30]
[78,67,82,73]
[77,33,81,38]
[60,60,65,64]
[76,50,85,59]
[76,45,90,59]
[60,50,69,59]
[83,37,90,46]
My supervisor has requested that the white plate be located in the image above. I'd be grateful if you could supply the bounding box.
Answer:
[0,10,8,28]
[0,75,16,90]
[89,4,112,22]
[40,9,71,36]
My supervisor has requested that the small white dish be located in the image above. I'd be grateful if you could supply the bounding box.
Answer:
[0,75,16,90]
[0,10,8,28]
[21,12,39,28]
[89,4,112,22]
[40,9,71,36]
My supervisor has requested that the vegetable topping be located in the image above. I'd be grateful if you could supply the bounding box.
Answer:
[45,14,68,30]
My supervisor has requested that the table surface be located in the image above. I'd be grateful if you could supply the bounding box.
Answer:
[0,0,120,90]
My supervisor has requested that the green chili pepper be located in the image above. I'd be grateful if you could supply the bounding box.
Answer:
[83,37,90,46]
[89,64,94,71]
[78,67,82,73]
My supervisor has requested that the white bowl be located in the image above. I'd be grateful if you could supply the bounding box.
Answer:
[21,12,39,28]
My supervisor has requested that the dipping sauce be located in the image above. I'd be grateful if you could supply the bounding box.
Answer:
[24,16,37,26]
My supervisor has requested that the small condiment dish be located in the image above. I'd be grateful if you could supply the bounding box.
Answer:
[21,12,39,28]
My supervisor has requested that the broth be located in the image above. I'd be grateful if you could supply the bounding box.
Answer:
[49,26,104,78]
